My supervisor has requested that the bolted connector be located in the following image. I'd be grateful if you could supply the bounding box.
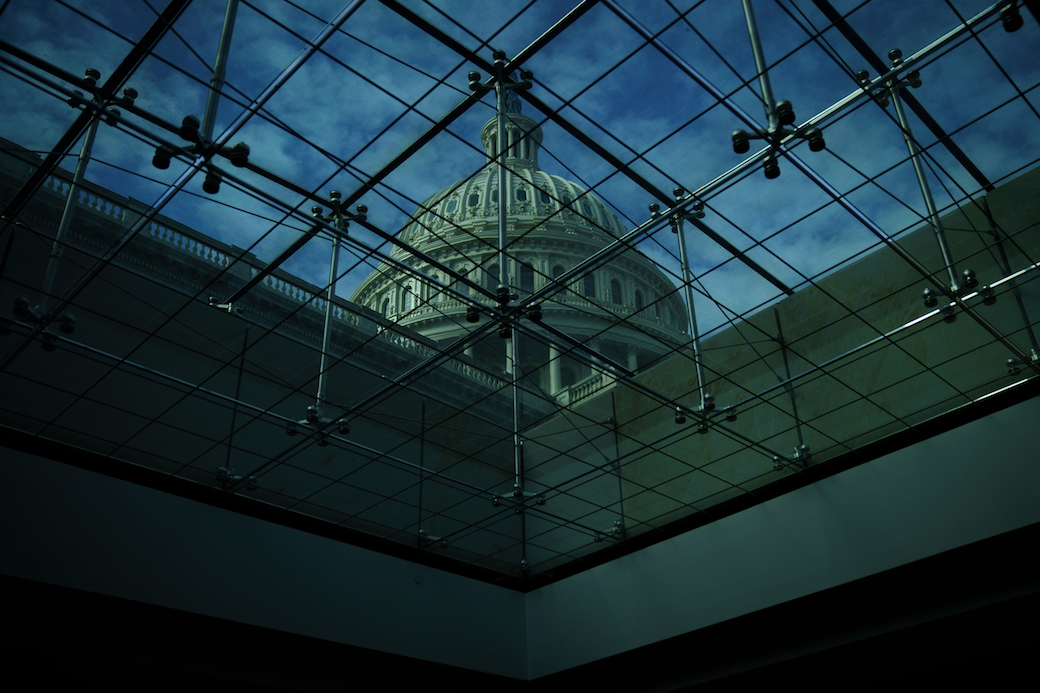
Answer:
[674,407,686,425]
[121,87,138,106]
[888,48,903,66]
[648,202,660,219]
[286,423,297,436]
[311,205,323,218]
[905,70,922,89]
[103,108,120,125]
[764,155,780,179]
[179,114,201,142]
[492,49,507,67]
[980,286,997,306]
[57,313,76,334]
[702,392,715,411]
[83,68,101,87]
[698,422,709,435]
[338,421,350,435]
[962,268,978,290]
[466,306,479,323]
[692,201,705,218]
[855,70,870,86]
[1007,357,1021,376]
[229,141,250,167]
[732,129,750,154]
[805,127,825,152]
[940,303,956,323]
[873,91,890,108]
[1001,3,1024,32]
[519,68,533,88]
[491,496,500,507]
[496,285,511,305]
[355,204,368,221]
[724,406,738,422]
[499,324,512,339]
[673,186,685,200]
[468,71,483,91]
[317,436,329,448]
[67,90,85,108]
[306,405,320,423]
[922,287,938,308]
[527,304,542,322]
[202,169,221,194]
[152,145,173,169]
[775,100,796,126]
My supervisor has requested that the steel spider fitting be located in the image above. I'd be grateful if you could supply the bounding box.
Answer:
[12,67,137,348]
[150,0,249,195]
[279,191,368,440]
[730,0,825,178]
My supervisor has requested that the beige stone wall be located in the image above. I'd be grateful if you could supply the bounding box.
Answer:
[607,167,1040,531]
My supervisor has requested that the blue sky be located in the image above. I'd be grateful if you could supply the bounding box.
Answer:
[1,0,1038,336]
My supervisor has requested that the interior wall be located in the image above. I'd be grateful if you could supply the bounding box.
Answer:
[524,395,1040,679]
[4,395,1038,683]
[0,449,528,680]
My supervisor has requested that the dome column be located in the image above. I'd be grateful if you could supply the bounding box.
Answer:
[549,343,562,394]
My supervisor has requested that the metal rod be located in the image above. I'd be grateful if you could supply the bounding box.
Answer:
[741,0,778,129]
[314,198,343,421]
[889,83,960,292]
[36,111,100,314]
[201,0,239,143]
[773,307,804,449]
[674,203,708,411]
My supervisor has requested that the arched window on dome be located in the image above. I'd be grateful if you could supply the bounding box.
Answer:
[381,297,390,318]
[610,279,622,304]
[520,263,534,294]
[447,199,457,213]
[552,265,565,285]
[538,189,551,205]
[468,193,479,207]
[635,290,644,312]
[516,188,527,202]
[402,284,414,313]
[583,273,595,299]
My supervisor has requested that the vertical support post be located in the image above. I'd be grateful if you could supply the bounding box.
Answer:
[201,0,240,143]
[610,393,626,535]
[494,51,527,574]
[314,192,344,421]
[889,84,960,292]
[774,307,808,465]
[741,0,778,130]
[37,115,101,314]
[673,190,709,412]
